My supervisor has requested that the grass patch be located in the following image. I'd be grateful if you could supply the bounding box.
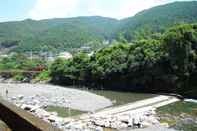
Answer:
[160,119,177,126]
[157,101,197,131]
[157,101,197,117]
[45,106,84,117]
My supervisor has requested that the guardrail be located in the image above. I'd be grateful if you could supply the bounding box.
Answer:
[0,70,42,73]
[0,98,62,131]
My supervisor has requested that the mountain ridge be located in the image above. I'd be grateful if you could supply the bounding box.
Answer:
[118,1,197,41]
[0,1,197,53]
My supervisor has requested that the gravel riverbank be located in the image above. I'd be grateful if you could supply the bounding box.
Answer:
[0,83,112,112]
[0,83,181,131]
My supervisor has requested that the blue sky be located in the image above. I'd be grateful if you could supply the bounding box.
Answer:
[0,0,195,22]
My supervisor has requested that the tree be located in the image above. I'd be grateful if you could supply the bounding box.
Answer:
[50,58,67,82]
[69,52,90,81]
[163,24,197,91]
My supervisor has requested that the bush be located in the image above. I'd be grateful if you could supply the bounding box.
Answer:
[36,70,50,81]
[13,73,25,81]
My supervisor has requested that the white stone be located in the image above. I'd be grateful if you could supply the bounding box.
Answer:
[17,95,24,100]
[133,117,140,124]
[50,112,58,116]
[104,120,110,127]
[21,104,34,111]
[30,105,40,112]
[95,126,103,131]
[160,123,169,128]
[128,118,134,127]
[11,96,17,101]
[118,123,128,129]
[32,99,40,105]
[141,121,152,127]
[64,118,74,123]
[35,108,50,118]
[111,121,123,129]
[94,120,105,127]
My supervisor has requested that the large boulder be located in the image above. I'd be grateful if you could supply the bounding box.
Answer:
[35,108,50,118]
[48,115,63,123]
[17,95,24,100]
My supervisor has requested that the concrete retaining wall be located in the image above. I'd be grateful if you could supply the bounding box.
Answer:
[0,119,11,131]
[0,98,62,131]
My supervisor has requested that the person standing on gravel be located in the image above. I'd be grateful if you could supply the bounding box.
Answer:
[5,89,8,98]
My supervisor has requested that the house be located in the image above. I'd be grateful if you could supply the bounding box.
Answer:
[57,52,73,60]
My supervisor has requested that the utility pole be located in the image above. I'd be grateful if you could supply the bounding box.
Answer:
[30,50,33,62]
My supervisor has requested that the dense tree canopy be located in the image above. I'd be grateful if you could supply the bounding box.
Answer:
[162,24,197,96]
[49,24,197,98]
[0,54,46,70]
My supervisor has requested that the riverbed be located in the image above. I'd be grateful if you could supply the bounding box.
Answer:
[0,83,112,112]
[0,83,155,115]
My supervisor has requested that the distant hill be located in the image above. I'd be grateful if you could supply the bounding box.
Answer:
[1,1,197,53]
[118,1,197,41]
[0,16,119,53]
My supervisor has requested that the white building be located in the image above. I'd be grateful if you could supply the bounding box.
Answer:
[57,52,73,60]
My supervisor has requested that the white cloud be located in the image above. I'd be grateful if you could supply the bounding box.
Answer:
[74,0,173,19]
[117,0,155,18]
[28,0,193,20]
[117,0,178,18]
[29,0,78,20]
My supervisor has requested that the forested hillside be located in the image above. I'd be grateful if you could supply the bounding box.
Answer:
[0,16,119,53]
[117,1,197,42]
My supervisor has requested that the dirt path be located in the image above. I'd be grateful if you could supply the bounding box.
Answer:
[90,95,179,117]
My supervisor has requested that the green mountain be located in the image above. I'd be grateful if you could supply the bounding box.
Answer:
[1,1,197,53]
[0,16,119,53]
[118,1,197,41]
